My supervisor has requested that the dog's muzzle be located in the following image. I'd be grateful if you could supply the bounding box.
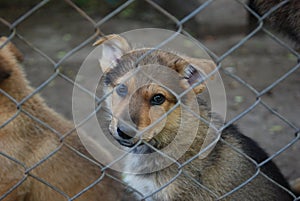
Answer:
[112,123,158,153]
[114,124,137,147]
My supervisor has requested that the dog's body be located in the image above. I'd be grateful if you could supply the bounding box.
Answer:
[97,34,295,200]
[248,0,300,45]
[0,37,123,201]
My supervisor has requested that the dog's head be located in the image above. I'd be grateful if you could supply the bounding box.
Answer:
[95,35,216,151]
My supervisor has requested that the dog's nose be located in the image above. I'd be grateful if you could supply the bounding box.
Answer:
[117,124,136,140]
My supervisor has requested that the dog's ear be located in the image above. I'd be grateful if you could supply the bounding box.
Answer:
[0,37,24,62]
[93,34,131,73]
[0,37,24,82]
[6,41,24,62]
[177,58,216,94]
[176,57,218,159]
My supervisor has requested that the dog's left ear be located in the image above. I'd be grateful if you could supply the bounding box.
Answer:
[177,57,216,94]
[178,57,218,159]
[93,34,131,73]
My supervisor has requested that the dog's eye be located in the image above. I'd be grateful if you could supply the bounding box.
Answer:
[150,94,165,105]
[116,84,128,97]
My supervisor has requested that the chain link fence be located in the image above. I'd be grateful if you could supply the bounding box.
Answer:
[0,0,299,200]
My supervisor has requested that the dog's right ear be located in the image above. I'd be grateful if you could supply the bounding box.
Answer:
[0,37,24,82]
[0,37,24,63]
[6,41,24,63]
[93,34,131,73]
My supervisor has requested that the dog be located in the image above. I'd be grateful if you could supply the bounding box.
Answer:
[0,37,125,201]
[95,34,296,200]
[248,0,300,45]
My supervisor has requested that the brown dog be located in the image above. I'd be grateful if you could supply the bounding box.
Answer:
[95,34,296,200]
[0,37,124,201]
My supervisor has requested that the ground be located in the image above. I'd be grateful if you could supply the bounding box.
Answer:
[1,0,299,185]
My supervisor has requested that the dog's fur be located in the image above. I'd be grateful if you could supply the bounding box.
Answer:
[248,0,300,45]
[0,37,124,201]
[291,178,300,195]
[96,34,296,200]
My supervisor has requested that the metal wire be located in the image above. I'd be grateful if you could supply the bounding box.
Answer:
[0,0,299,200]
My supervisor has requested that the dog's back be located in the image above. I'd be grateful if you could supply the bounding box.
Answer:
[196,123,293,200]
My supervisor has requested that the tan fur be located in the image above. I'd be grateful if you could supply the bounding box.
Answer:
[96,34,296,200]
[291,178,300,195]
[0,37,124,201]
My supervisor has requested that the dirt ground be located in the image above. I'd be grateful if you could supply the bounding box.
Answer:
[1,0,299,184]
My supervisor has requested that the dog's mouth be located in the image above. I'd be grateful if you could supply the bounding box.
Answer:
[116,138,137,148]
[111,127,138,148]
[114,137,158,155]
[112,134,158,154]
[110,126,159,153]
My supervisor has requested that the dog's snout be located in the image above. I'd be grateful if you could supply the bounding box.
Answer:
[117,124,136,140]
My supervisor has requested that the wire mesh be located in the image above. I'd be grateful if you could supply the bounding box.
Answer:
[0,0,299,200]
